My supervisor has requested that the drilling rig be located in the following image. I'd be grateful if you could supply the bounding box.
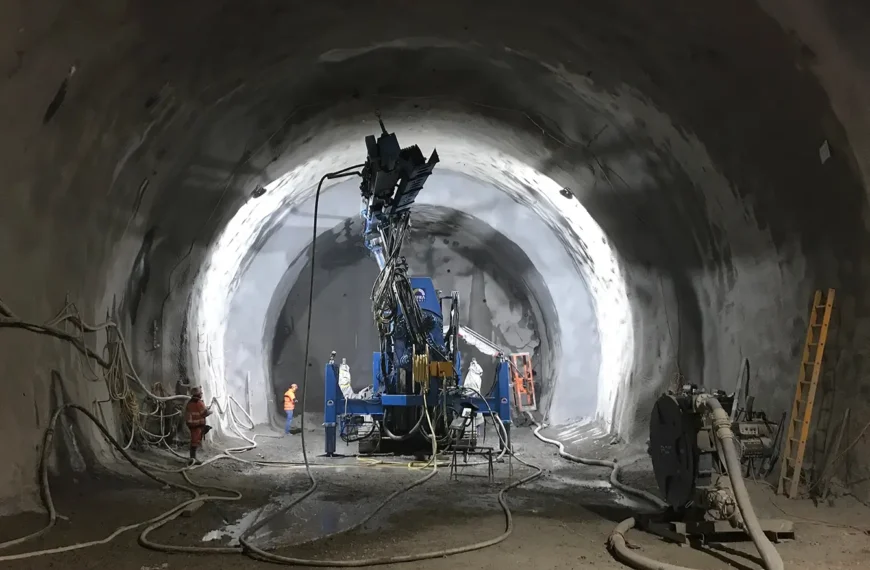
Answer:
[322,119,514,457]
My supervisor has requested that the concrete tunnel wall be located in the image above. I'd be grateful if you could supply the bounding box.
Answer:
[2,0,870,514]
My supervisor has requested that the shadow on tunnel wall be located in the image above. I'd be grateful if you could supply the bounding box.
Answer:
[539,114,865,445]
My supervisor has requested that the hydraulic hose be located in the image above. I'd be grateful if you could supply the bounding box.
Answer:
[609,518,702,570]
[380,407,426,441]
[0,404,207,561]
[700,396,784,570]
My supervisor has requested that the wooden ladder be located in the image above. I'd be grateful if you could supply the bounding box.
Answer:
[777,288,835,498]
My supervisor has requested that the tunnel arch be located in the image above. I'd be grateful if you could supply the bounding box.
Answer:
[3,0,870,515]
[189,121,630,435]
[233,184,590,427]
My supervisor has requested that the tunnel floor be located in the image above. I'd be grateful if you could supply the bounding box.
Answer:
[1,426,868,569]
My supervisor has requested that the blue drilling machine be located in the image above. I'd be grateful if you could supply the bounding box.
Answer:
[323,119,513,457]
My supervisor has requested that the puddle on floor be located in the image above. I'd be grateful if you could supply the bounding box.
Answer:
[201,492,396,547]
[201,496,290,546]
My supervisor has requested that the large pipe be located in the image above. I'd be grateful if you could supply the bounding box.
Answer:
[699,395,784,570]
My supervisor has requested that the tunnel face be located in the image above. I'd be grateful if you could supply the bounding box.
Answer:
[3,0,870,515]
[268,203,578,417]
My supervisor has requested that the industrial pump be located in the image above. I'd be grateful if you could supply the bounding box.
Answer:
[648,384,791,543]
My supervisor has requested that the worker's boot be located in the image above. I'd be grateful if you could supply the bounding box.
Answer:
[189,447,202,466]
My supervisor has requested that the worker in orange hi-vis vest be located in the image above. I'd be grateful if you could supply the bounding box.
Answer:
[185,386,213,464]
[284,383,298,435]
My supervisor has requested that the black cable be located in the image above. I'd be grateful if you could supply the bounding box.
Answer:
[0,319,111,367]
[340,419,379,443]
[381,408,426,441]
[298,165,364,451]
[239,163,363,546]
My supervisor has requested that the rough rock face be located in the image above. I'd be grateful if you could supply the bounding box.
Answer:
[2,0,870,515]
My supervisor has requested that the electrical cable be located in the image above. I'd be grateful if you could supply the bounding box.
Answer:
[234,164,545,566]
[96,166,370,559]
[0,404,233,561]
[380,407,426,440]
[245,406,442,560]
[0,300,193,454]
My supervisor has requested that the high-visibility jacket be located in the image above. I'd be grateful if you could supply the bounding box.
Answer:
[186,398,208,428]
[284,388,297,411]
[186,398,209,448]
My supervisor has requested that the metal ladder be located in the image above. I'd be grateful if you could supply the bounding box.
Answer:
[510,353,537,412]
[777,288,836,498]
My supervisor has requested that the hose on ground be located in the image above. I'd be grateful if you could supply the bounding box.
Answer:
[235,165,545,565]
[240,405,544,566]
[239,405,441,562]
[527,413,667,510]
[0,404,233,561]
[0,402,471,561]
[701,396,784,570]
[137,470,244,554]
[528,409,783,570]
[609,518,702,570]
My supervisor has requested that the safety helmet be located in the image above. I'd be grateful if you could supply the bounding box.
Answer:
[191,386,202,397]
[291,383,298,390]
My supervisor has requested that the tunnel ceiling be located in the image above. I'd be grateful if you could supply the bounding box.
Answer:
[3,0,870,514]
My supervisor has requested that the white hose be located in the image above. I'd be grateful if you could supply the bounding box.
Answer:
[527,413,668,510]
[700,396,784,570]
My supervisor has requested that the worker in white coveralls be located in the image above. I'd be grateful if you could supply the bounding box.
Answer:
[336,357,375,428]
[463,358,486,439]
[338,357,354,399]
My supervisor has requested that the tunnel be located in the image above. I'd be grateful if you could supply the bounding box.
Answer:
[2,1,870,568]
